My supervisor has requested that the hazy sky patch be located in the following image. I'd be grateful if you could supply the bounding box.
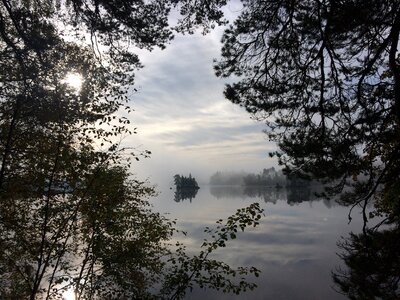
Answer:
[127,22,278,185]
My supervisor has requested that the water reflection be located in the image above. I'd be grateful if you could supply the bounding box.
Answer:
[209,185,328,206]
[333,224,400,299]
[174,187,199,202]
[162,185,344,299]
[158,185,394,299]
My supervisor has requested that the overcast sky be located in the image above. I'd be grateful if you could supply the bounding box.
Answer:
[126,9,278,186]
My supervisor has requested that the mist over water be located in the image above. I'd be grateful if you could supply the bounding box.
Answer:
[150,182,371,300]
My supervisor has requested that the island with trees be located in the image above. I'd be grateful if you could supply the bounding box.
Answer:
[1,0,400,298]
[173,174,200,203]
[173,174,200,189]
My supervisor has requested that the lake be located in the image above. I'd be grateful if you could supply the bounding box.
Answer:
[150,184,372,300]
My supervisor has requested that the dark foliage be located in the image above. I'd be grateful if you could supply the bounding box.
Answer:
[174,187,199,203]
[173,174,199,189]
[333,224,400,299]
[0,0,262,298]
[212,0,400,222]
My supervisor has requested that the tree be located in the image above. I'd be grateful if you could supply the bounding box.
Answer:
[212,0,400,222]
[0,0,261,299]
[173,174,199,189]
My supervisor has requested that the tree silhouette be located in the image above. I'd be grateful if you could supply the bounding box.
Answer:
[0,1,262,298]
[173,174,199,189]
[212,0,400,221]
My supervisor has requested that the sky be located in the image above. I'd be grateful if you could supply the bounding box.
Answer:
[125,8,278,186]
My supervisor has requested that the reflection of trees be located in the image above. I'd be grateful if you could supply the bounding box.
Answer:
[286,186,312,205]
[173,174,200,202]
[0,166,172,299]
[0,1,263,298]
[209,185,286,203]
[174,187,199,203]
[210,186,246,199]
[213,0,400,226]
[0,168,264,299]
[333,225,400,299]
[243,187,286,204]
[209,185,331,206]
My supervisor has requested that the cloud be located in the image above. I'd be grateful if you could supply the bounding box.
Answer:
[126,28,277,184]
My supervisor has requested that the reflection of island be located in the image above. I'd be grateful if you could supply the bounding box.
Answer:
[209,169,326,206]
[333,224,400,299]
[174,187,199,203]
[173,174,199,202]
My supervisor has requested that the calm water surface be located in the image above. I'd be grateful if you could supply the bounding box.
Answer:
[150,184,370,300]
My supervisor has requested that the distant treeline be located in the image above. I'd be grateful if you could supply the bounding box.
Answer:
[174,174,199,189]
[210,168,311,188]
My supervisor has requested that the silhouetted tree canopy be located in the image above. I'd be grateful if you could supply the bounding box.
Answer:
[174,174,199,189]
[0,0,262,298]
[211,0,400,221]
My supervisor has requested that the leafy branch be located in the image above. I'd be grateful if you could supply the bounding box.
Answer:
[163,203,264,300]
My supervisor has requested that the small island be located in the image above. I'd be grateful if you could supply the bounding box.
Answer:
[173,174,200,203]
[173,174,200,189]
